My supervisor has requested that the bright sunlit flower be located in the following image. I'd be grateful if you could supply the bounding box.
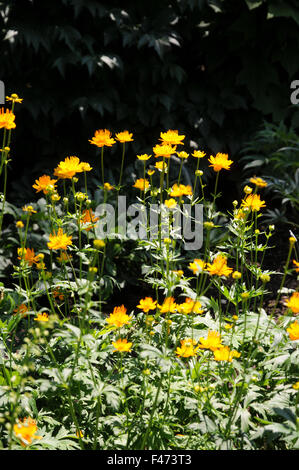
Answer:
[164,198,177,209]
[206,255,233,277]
[34,312,49,322]
[137,297,157,313]
[293,260,299,272]
[177,298,203,315]
[192,150,206,158]
[285,292,299,314]
[208,153,233,172]
[213,346,241,362]
[158,297,177,313]
[112,338,132,352]
[80,162,93,172]
[250,176,267,188]
[18,248,39,266]
[115,131,133,143]
[241,194,266,212]
[170,183,192,197]
[89,129,116,148]
[160,130,185,146]
[47,228,72,251]
[153,144,176,159]
[176,338,199,357]
[287,321,299,340]
[176,151,189,159]
[80,209,99,231]
[32,175,57,195]
[188,258,206,275]
[14,417,42,447]
[0,107,16,129]
[155,160,168,172]
[103,182,114,191]
[6,93,23,104]
[133,178,150,191]
[106,305,131,328]
[22,205,37,214]
[16,220,24,229]
[199,331,222,351]
[137,154,151,161]
[54,156,85,179]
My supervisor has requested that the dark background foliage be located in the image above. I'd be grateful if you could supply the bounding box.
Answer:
[1,0,299,202]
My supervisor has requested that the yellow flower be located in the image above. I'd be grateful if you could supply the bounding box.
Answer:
[164,198,177,209]
[53,156,85,179]
[188,258,206,275]
[243,185,253,194]
[6,93,23,104]
[285,292,299,314]
[34,312,49,322]
[176,338,199,357]
[22,205,37,214]
[170,183,192,197]
[287,321,299,340]
[160,130,185,146]
[213,346,241,362]
[206,254,233,277]
[0,107,16,129]
[177,297,203,315]
[158,297,177,313]
[153,144,176,159]
[137,154,151,161]
[48,228,72,251]
[16,220,24,229]
[155,160,168,172]
[115,131,133,143]
[93,239,105,249]
[133,178,150,191]
[232,271,242,280]
[176,151,189,159]
[293,260,299,272]
[104,182,114,191]
[199,331,222,351]
[192,150,206,159]
[250,176,267,188]
[292,381,299,390]
[137,297,157,313]
[147,169,155,176]
[89,129,116,148]
[106,305,132,328]
[14,417,42,447]
[18,248,39,266]
[208,153,233,172]
[112,338,132,353]
[80,162,93,172]
[32,175,57,195]
[241,194,266,212]
[80,209,99,232]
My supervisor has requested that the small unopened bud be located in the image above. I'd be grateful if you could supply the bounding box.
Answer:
[260,273,270,283]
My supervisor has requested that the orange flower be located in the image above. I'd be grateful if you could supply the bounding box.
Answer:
[115,131,133,143]
[199,331,222,351]
[292,260,299,272]
[106,305,132,328]
[208,153,233,172]
[80,209,99,231]
[206,254,233,277]
[0,107,16,129]
[241,194,266,212]
[287,321,299,340]
[188,258,206,275]
[17,248,39,266]
[104,182,114,191]
[89,129,116,148]
[158,297,177,313]
[32,175,57,194]
[14,304,28,317]
[159,130,185,146]
[137,297,157,313]
[133,178,150,191]
[249,176,267,188]
[48,228,72,251]
[14,417,42,447]
[6,93,23,104]
[153,144,176,158]
[53,156,85,179]
[285,292,299,314]
[112,338,132,352]
[170,183,192,197]
[177,297,203,315]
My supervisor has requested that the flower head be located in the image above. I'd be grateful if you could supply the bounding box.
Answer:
[48,228,72,251]
[34,312,49,322]
[22,205,37,214]
[176,338,199,357]
[14,417,42,447]
[170,183,192,197]
[177,298,203,315]
[164,198,177,209]
[188,258,206,275]
[293,260,299,273]
[176,151,189,159]
[206,255,232,277]
[158,297,177,313]
[155,160,168,172]
[241,194,266,212]
[0,107,16,129]
[14,304,28,317]
[287,321,299,340]
[6,93,23,104]
[106,305,131,328]
[133,178,150,191]
[32,175,57,195]
[89,129,116,148]
[285,292,299,314]
[160,130,185,146]
[137,297,157,313]
[192,150,206,159]
[199,331,222,351]
[80,162,93,172]
[137,154,151,161]
[18,248,39,266]
[115,131,133,143]
[112,338,132,353]
[250,176,267,188]
[213,346,241,362]
[208,153,233,172]
[54,156,85,179]
[153,144,176,159]
[80,209,99,231]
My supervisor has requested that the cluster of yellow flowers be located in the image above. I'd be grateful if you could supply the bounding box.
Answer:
[176,331,241,361]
